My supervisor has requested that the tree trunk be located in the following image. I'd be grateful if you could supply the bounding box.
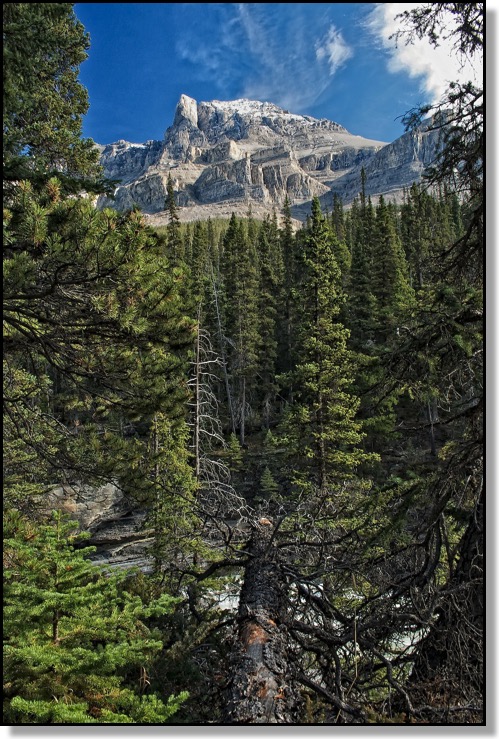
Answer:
[224,521,301,724]
[211,266,236,435]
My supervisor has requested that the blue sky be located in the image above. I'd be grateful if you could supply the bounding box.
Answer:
[74,3,481,146]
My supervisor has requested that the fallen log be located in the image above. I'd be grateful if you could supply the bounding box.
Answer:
[224,519,302,724]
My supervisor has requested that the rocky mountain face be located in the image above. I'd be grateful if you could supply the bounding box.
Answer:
[97,94,442,223]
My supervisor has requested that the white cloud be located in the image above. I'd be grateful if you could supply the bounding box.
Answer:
[230,5,320,110]
[174,6,355,114]
[316,25,354,76]
[235,7,354,112]
[366,3,482,103]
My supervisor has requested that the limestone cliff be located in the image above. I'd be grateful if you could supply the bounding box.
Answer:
[97,94,441,223]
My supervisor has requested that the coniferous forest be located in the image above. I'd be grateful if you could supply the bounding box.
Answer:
[3,3,483,725]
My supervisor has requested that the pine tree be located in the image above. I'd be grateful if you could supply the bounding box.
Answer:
[370,195,414,340]
[3,181,195,516]
[331,193,346,243]
[222,216,259,445]
[256,216,281,428]
[3,510,187,724]
[190,220,210,304]
[278,197,298,383]
[3,3,102,186]
[346,196,377,348]
[259,466,280,501]
[279,198,376,495]
[165,174,184,263]
[328,198,351,291]
[145,413,200,576]
[400,183,461,290]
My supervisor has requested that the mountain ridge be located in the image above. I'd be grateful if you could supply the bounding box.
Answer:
[97,94,441,223]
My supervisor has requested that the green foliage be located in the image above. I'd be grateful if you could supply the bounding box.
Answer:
[400,183,459,290]
[146,413,201,574]
[278,198,377,495]
[4,181,195,509]
[3,510,187,724]
[371,195,415,338]
[2,1,483,724]
[226,432,243,473]
[259,466,280,500]
[256,215,283,425]
[3,3,102,185]
[222,215,260,443]
[345,196,377,346]
[165,174,184,263]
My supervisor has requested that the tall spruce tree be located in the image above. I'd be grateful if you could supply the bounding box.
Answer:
[256,215,282,428]
[346,196,377,348]
[278,197,298,383]
[400,183,461,290]
[370,195,414,341]
[165,174,184,263]
[222,215,259,445]
[279,197,375,495]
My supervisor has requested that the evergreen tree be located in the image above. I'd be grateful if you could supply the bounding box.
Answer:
[256,216,281,428]
[371,195,414,340]
[328,197,351,291]
[3,3,102,186]
[258,466,280,502]
[400,183,461,290]
[145,413,200,577]
[165,174,184,263]
[278,197,298,383]
[4,510,187,724]
[346,196,377,347]
[222,216,259,445]
[190,220,210,304]
[225,432,243,474]
[331,193,346,243]
[279,198,375,495]
[4,190,194,510]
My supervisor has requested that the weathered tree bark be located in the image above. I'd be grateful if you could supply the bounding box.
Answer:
[224,520,302,724]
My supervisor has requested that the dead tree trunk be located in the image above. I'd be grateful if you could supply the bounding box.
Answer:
[224,520,301,724]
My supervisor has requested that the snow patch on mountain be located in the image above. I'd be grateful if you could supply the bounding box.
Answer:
[97,94,441,223]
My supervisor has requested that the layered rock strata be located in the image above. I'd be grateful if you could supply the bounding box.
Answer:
[97,94,441,223]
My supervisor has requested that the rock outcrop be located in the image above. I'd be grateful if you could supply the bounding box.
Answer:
[97,94,442,223]
[40,482,154,571]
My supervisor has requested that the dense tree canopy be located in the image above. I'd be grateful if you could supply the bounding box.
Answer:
[3,2,483,726]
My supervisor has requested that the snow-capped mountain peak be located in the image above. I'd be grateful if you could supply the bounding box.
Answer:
[97,93,441,225]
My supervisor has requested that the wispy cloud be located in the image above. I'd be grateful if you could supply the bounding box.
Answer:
[175,6,237,91]
[174,4,354,113]
[315,25,353,76]
[366,3,482,103]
